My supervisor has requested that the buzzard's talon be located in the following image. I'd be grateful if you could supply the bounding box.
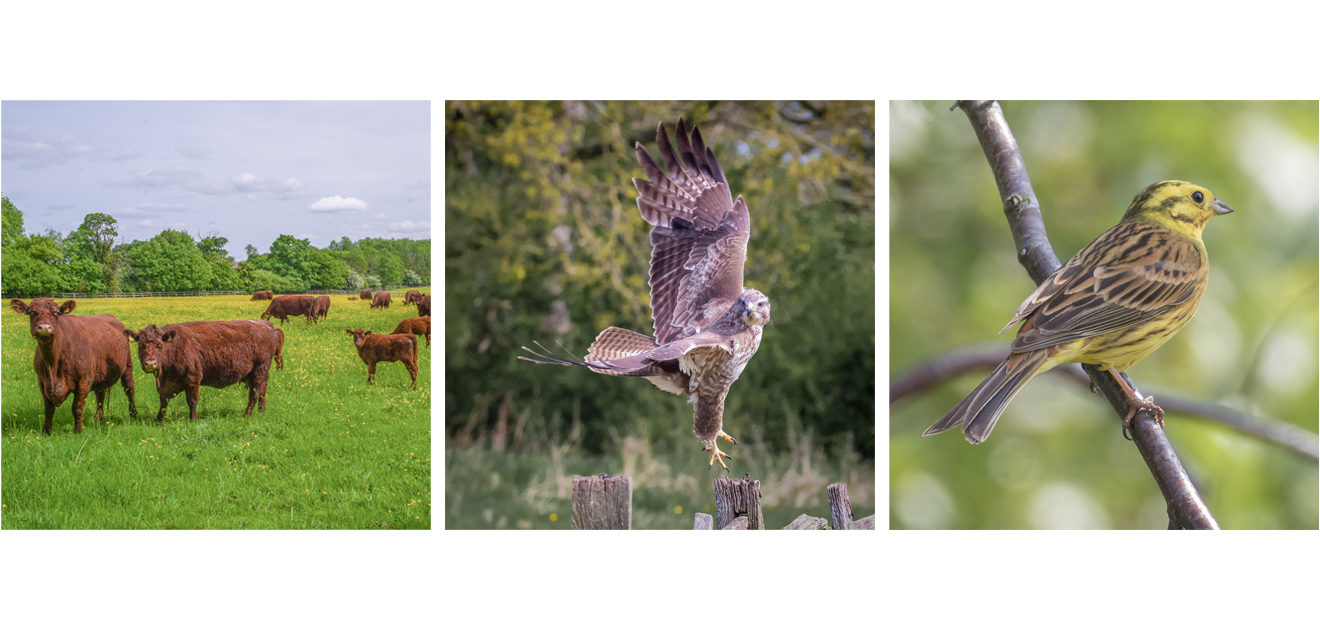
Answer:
[703,440,732,470]
[718,430,738,445]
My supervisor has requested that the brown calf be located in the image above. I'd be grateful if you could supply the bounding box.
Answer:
[345,328,417,389]
[250,290,274,301]
[124,320,283,422]
[261,294,316,324]
[403,289,421,305]
[417,294,430,317]
[370,291,392,309]
[391,316,431,347]
[10,298,138,434]
[360,289,372,300]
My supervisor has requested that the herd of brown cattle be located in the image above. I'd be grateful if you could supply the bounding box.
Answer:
[9,290,430,434]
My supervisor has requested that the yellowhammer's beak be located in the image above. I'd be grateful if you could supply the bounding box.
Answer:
[1212,199,1234,215]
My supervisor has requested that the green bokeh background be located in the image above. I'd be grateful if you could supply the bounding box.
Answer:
[446,101,875,528]
[889,101,1318,529]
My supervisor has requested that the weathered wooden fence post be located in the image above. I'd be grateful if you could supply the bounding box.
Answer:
[693,513,714,530]
[571,475,631,530]
[827,482,854,530]
[714,476,763,530]
[784,514,829,530]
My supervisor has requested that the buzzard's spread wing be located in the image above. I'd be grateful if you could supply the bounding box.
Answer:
[1006,221,1207,353]
[634,119,750,345]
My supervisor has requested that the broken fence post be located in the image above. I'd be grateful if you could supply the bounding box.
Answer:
[571,475,631,530]
[827,482,854,530]
[784,514,829,530]
[693,513,714,530]
[714,476,764,530]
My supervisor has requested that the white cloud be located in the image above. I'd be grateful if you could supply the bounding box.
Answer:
[309,195,369,212]
[387,219,430,234]
[232,172,303,194]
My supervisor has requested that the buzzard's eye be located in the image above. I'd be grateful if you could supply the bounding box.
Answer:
[1192,191,1204,203]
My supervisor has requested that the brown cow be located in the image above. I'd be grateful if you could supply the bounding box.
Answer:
[261,294,316,324]
[417,294,430,317]
[370,291,392,309]
[250,290,274,301]
[360,289,372,300]
[391,316,431,347]
[345,328,417,389]
[124,320,283,422]
[347,296,358,301]
[10,298,138,434]
[311,295,331,322]
[403,289,421,305]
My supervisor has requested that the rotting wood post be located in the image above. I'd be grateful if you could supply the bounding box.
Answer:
[571,475,631,530]
[827,483,854,530]
[721,515,750,530]
[784,514,828,530]
[694,513,713,530]
[851,514,876,530]
[714,476,763,530]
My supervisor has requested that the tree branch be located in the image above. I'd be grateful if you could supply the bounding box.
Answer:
[891,346,1319,461]
[954,100,1220,529]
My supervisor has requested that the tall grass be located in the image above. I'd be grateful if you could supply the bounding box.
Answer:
[2,293,431,529]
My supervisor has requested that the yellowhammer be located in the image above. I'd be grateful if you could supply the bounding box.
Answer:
[924,180,1233,444]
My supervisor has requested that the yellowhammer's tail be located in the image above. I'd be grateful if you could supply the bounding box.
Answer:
[924,351,1051,444]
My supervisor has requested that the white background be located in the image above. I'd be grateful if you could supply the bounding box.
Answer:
[2,1,1317,627]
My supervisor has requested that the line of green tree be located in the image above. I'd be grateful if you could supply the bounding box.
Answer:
[1,196,429,296]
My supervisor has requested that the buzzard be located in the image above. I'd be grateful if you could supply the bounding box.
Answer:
[520,119,771,470]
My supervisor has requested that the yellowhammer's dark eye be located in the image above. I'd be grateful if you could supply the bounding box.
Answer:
[1192,191,1204,203]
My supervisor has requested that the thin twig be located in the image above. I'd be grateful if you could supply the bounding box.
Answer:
[892,346,1318,461]
[954,100,1219,529]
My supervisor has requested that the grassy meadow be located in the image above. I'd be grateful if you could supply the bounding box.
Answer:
[2,292,431,529]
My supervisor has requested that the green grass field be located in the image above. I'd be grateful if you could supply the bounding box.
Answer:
[2,292,431,529]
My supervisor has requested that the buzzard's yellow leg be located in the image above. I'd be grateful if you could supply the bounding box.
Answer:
[717,430,738,445]
[702,439,732,470]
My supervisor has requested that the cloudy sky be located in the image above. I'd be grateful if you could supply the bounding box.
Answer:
[1,101,429,260]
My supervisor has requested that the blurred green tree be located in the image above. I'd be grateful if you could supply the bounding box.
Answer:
[445,100,875,458]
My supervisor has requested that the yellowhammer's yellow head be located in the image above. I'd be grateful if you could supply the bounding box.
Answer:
[1121,180,1234,240]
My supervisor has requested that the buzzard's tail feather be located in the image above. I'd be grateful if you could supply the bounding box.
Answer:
[519,332,661,378]
[518,340,616,370]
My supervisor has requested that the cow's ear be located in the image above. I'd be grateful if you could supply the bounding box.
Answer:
[345,329,354,335]
[162,330,177,342]
[364,330,372,336]
[123,329,138,341]
[58,300,77,314]
[9,298,28,314]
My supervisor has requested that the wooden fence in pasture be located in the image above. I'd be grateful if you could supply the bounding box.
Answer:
[570,475,876,530]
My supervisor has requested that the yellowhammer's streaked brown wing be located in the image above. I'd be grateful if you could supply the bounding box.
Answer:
[1003,221,1208,353]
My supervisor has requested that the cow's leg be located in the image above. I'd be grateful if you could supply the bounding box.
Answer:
[156,390,170,422]
[243,374,258,416]
[186,384,200,420]
[71,389,89,434]
[367,362,376,384]
[425,333,431,347]
[121,368,138,419]
[255,367,269,412]
[94,388,107,422]
[405,357,418,389]
[43,398,56,435]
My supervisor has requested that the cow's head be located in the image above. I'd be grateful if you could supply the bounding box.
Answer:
[124,324,177,374]
[346,328,372,348]
[10,298,76,339]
